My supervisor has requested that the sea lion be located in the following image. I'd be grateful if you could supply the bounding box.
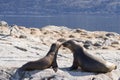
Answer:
[62,40,117,73]
[20,42,61,72]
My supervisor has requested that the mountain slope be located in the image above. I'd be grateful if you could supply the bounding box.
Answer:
[0,0,120,15]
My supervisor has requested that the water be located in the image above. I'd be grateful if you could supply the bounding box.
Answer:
[0,14,120,34]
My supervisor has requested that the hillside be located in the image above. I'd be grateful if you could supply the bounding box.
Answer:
[0,0,120,15]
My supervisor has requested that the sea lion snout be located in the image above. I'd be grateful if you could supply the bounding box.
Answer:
[62,40,76,48]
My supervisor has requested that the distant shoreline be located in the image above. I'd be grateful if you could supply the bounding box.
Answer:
[0,13,119,17]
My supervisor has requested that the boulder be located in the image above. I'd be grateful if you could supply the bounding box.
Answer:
[0,21,8,27]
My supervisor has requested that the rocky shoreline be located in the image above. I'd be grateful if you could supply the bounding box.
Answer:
[0,21,120,80]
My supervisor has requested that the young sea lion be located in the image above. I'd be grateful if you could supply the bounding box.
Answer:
[20,42,61,72]
[62,40,117,73]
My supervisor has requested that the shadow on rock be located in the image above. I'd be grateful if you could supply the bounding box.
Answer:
[0,34,10,39]
[60,67,95,77]
[9,68,40,80]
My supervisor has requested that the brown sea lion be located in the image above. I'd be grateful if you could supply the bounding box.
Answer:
[20,42,61,72]
[62,40,117,73]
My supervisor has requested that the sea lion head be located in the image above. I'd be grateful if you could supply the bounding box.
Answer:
[62,40,74,47]
[62,40,84,52]
[49,42,62,52]
[62,40,77,50]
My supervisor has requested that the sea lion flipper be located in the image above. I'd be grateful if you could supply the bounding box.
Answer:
[51,58,58,72]
[51,61,58,72]
[51,57,58,72]
[69,64,78,71]
[52,67,58,72]
[69,54,79,70]
[51,44,59,72]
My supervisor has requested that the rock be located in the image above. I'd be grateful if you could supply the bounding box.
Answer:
[0,70,10,80]
[30,28,41,36]
[9,25,23,38]
[94,41,103,47]
[19,35,27,38]
[57,38,66,42]
[14,46,27,52]
[111,40,119,45]
[10,69,72,80]
[102,46,110,49]
[0,21,8,27]
[69,34,75,38]
[41,75,69,80]
[74,29,86,33]
[103,39,112,46]
[83,40,93,49]
[0,25,120,80]
[105,32,119,37]
[18,26,31,34]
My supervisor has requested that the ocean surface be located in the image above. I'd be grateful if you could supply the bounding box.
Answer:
[0,14,120,34]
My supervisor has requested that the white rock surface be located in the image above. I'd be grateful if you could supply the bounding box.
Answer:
[0,25,120,80]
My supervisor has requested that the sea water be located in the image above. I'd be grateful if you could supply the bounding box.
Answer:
[0,14,120,34]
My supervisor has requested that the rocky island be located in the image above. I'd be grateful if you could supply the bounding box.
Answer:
[0,21,120,80]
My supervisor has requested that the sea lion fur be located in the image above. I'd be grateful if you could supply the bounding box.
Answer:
[20,42,61,72]
[62,40,117,73]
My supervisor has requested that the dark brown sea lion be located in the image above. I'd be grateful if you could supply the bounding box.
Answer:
[62,40,117,73]
[20,42,61,72]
